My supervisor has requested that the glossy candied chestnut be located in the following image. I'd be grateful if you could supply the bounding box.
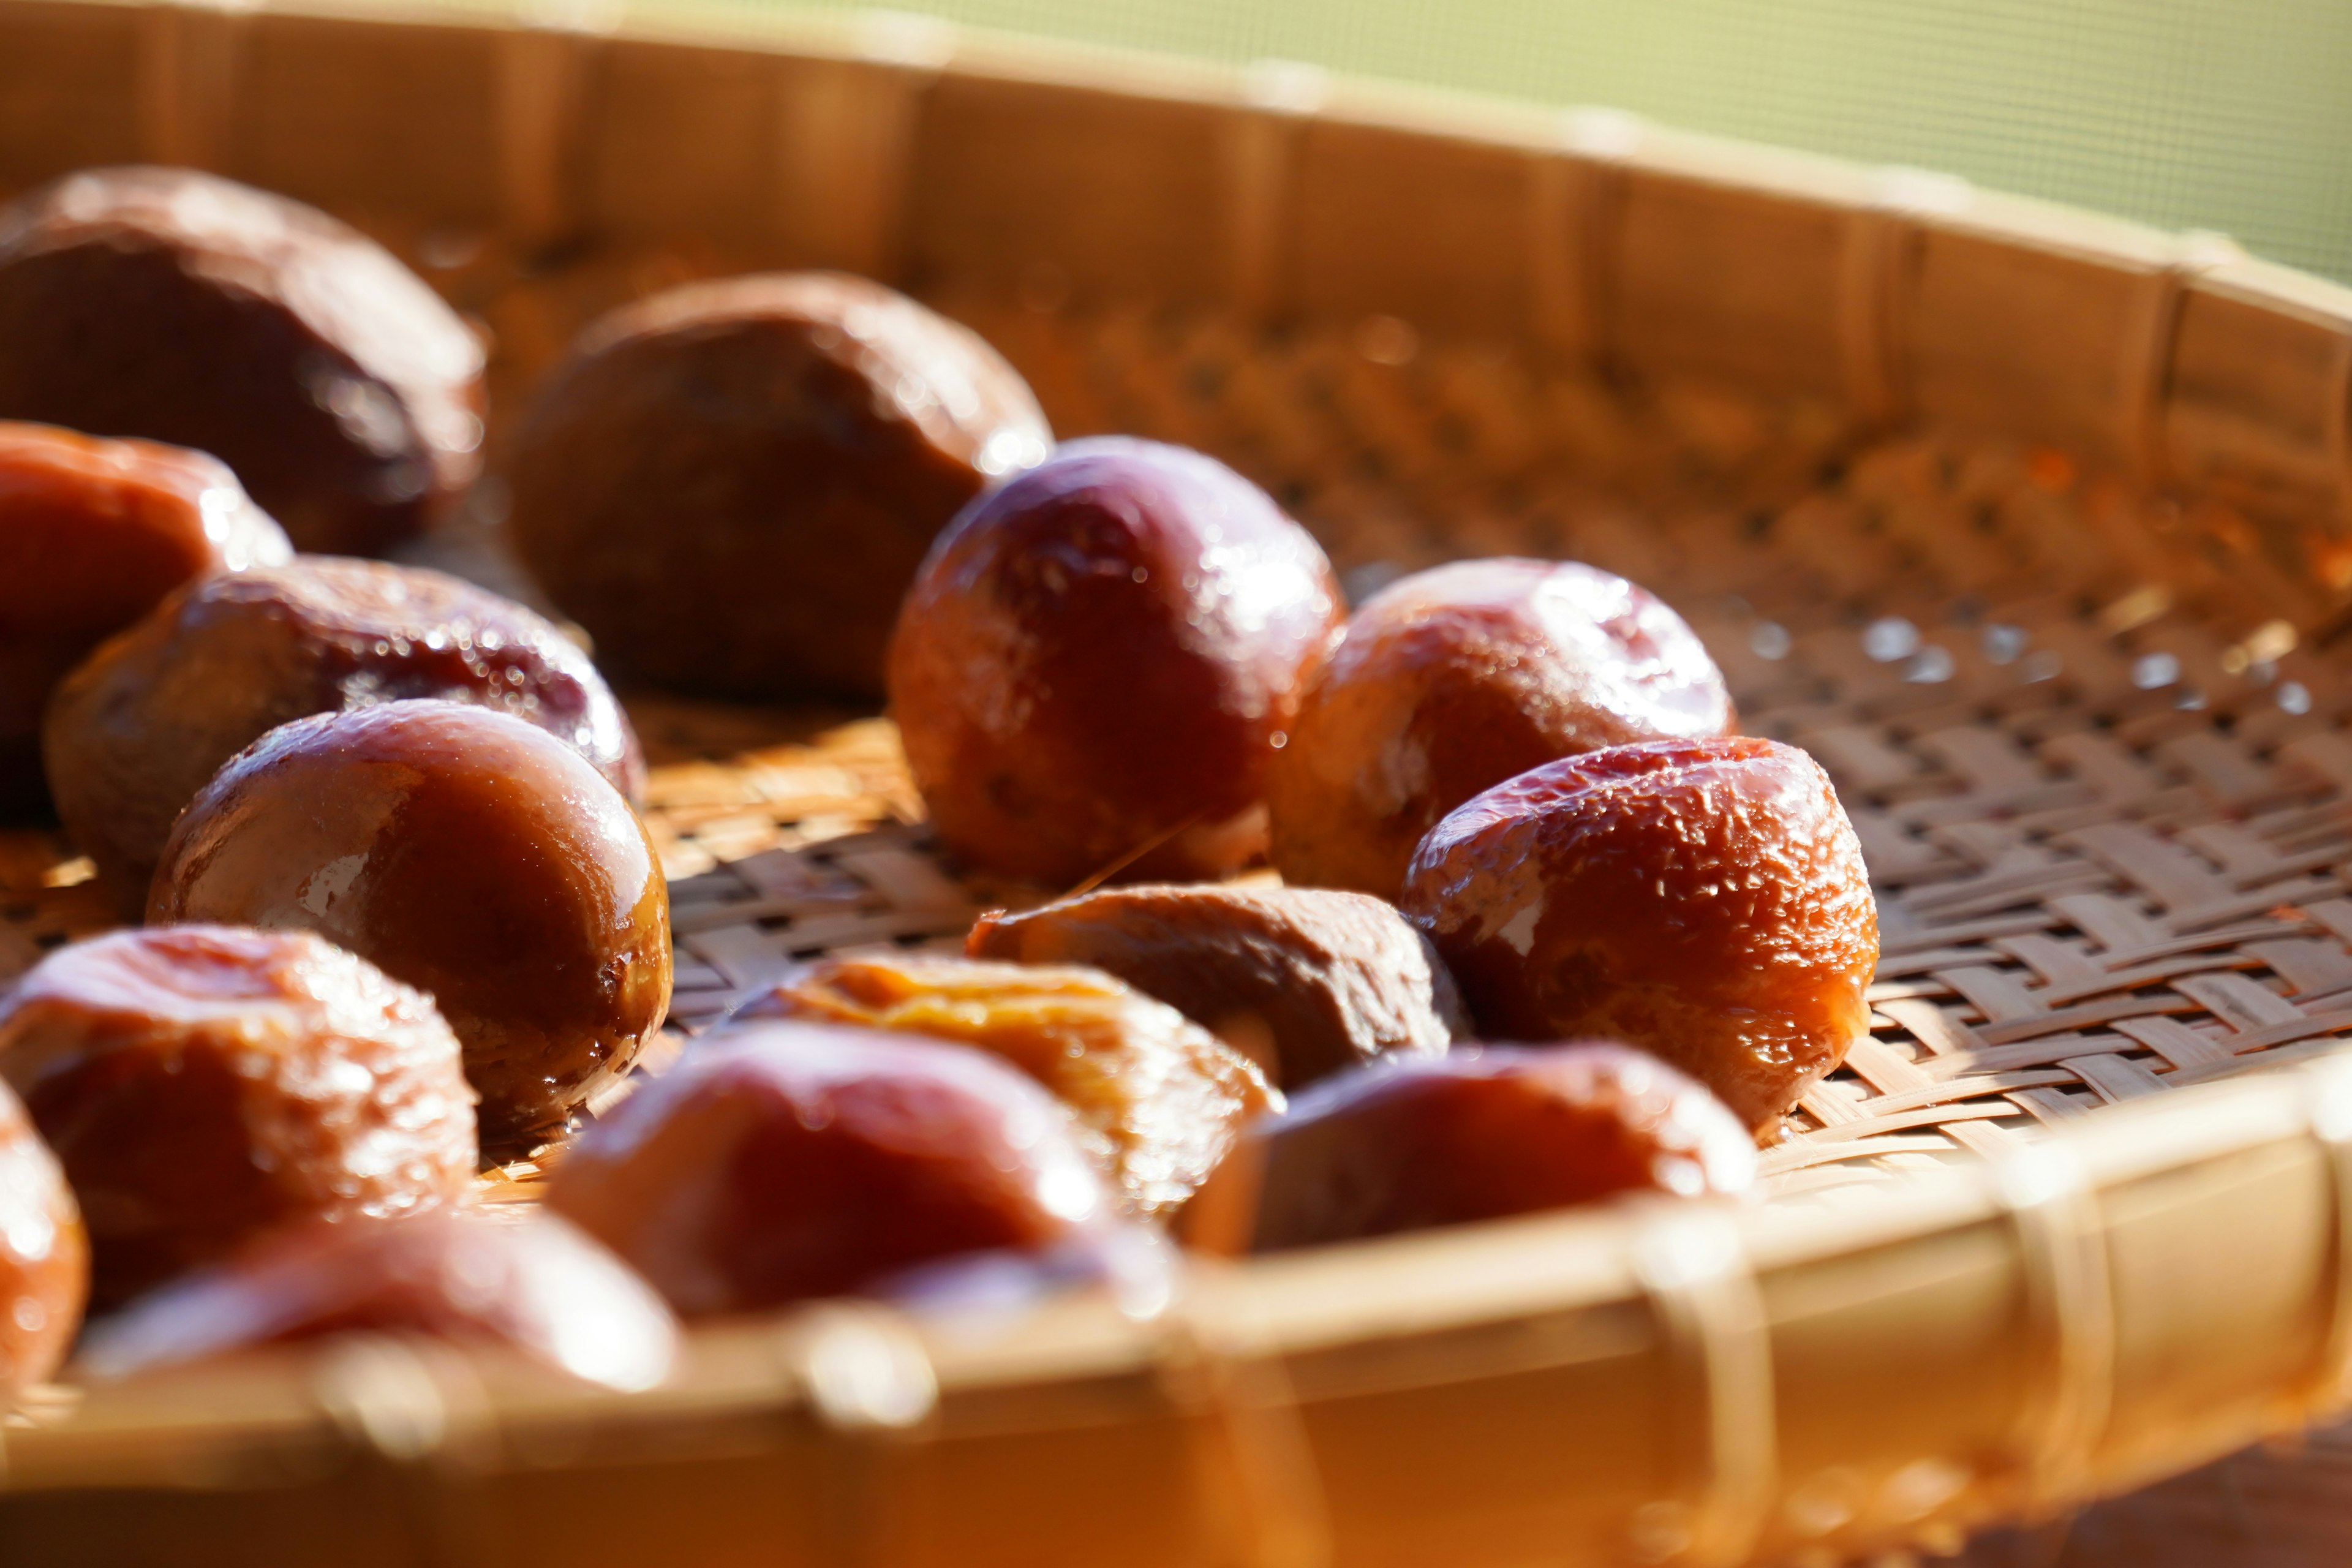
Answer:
[0,926,475,1307]
[79,1207,677,1392]
[732,951,1277,1220]
[0,167,484,555]
[47,556,643,905]
[1401,737,1877,1134]
[0,1078,86,1396]
[1180,1044,1756,1253]
[888,437,1342,886]
[146,701,672,1147]
[508,272,1050,699]
[967,883,1462,1091]
[545,1023,1107,1316]
[1268,557,1732,900]
[0,421,288,816]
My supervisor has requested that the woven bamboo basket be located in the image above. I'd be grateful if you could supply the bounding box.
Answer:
[4,1,2352,1563]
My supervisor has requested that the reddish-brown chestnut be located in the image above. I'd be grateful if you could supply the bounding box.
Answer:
[0,926,475,1307]
[146,702,671,1147]
[0,1077,85,1395]
[1400,737,1877,1134]
[545,1023,1107,1316]
[1268,557,1732,900]
[889,437,1342,885]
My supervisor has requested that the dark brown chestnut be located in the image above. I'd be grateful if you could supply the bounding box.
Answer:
[1180,1043,1756,1254]
[507,271,1050,699]
[0,1076,86,1396]
[79,1207,677,1392]
[545,1022,1107,1316]
[889,437,1342,885]
[0,167,484,555]
[0,926,475,1308]
[1268,557,1733,900]
[146,701,671,1147]
[0,420,288,816]
[1400,737,1877,1134]
[47,556,643,905]
[967,883,1462,1090]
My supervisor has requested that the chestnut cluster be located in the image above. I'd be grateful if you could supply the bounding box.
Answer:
[0,160,1881,1408]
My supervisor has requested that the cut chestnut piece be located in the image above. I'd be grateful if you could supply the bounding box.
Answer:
[545,1023,1107,1316]
[889,437,1341,885]
[0,167,484,555]
[47,556,643,906]
[508,272,1050,699]
[0,1077,86,1396]
[1401,737,1877,1135]
[1181,1044,1756,1254]
[968,883,1462,1091]
[1268,557,1732,900]
[80,1207,677,1392]
[147,702,672,1147]
[731,951,1278,1221]
[0,926,475,1307]
[0,421,288,815]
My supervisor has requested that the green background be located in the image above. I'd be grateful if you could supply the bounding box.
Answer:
[758,0,2352,285]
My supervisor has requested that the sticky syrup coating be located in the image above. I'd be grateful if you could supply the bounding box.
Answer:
[0,420,290,817]
[967,883,1464,1091]
[888,437,1343,886]
[731,951,1278,1221]
[0,167,484,555]
[1401,736,1877,1135]
[47,556,643,907]
[1183,1044,1755,1253]
[1268,557,1732,900]
[0,1077,86,1396]
[545,1023,1107,1316]
[146,702,671,1148]
[0,926,475,1308]
[79,1207,677,1392]
[508,272,1050,699]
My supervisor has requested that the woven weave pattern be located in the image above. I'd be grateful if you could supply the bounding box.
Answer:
[7,258,2351,1199]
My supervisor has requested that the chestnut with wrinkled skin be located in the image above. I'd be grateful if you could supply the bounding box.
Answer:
[968,883,1463,1090]
[508,272,1050,699]
[0,421,289,816]
[0,167,484,555]
[889,438,1343,884]
[48,556,643,905]
[732,951,1278,1220]
[0,1077,86,1396]
[1269,558,1733,900]
[146,702,671,1147]
[0,927,475,1308]
[1401,737,1877,1134]
[1181,1044,1757,1254]
[546,1023,1106,1316]
[79,1207,677,1392]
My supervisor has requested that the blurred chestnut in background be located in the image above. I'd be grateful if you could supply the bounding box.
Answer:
[0,927,475,1307]
[1181,1044,1755,1253]
[1401,737,1877,1134]
[733,951,1276,1221]
[0,421,288,817]
[0,1078,86,1396]
[889,437,1341,886]
[0,167,484,555]
[148,702,671,1147]
[508,272,1050,699]
[968,883,1461,1091]
[546,1023,1106,1316]
[1268,558,1732,900]
[48,556,643,905]
[80,1207,677,1392]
